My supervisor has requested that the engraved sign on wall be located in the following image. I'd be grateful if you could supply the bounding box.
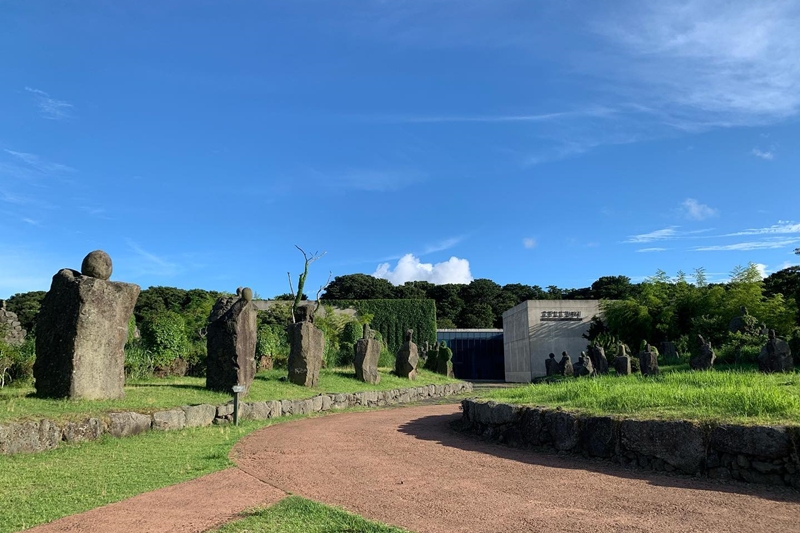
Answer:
[540,311,582,321]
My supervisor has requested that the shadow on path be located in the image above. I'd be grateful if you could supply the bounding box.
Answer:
[397,412,800,505]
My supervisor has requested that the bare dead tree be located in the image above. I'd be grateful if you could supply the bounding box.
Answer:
[314,271,333,314]
[288,245,327,322]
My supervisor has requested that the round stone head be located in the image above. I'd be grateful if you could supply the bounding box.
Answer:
[549,353,555,359]
[405,329,414,343]
[81,250,113,280]
[241,287,253,302]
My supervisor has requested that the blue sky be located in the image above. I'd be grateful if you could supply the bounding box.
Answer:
[2,1,799,299]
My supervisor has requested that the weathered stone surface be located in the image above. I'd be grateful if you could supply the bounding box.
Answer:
[217,403,234,417]
[580,416,616,458]
[355,337,381,384]
[638,345,659,376]
[288,318,324,388]
[710,425,792,459]
[81,250,113,280]
[311,395,324,412]
[621,419,705,473]
[0,420,61,454]
[245,401,270,420]
[268,400,283,418]
[395,329,419,380]
[292,398,314,416]
[588,346,609,375]
[34,268,140,400]
[544,353,557,376]
[519,408,546,445]
[108,412,152,438]
[62,418,104,443]
[758,331,794,373]
[281,399,293,415]
[321,395,332,411]
[614,355,631,375]
[0,300,26,346]
[691,335,716,370]
[557,352,573,377]
[206,291,257,395]
[546,411,581,451]
[573,351,594,377]
[659,341,679,360]
[489,402,519,425]
[153,409,186,431]
[436,343,455,378]
[182,404,216,427]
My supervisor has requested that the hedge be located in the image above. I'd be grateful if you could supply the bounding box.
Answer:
[325,299,437,354]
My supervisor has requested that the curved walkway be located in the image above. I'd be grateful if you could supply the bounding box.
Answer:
[29,404,800,533]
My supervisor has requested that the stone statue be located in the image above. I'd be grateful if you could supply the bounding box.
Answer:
[206,287,258,394]
[287,303,324,387]
[558,351,574,377]
[395,329,419,379]
[354,323,380,384]
[690,334,716,371]
[659,341,679,361]
[614,343,632,376]
[573,351,595,377]
[729,305,759,335]
[33,251,140,400]
[436,341,454,378]
[758,329,794,373]
[0,300,26,347]
[544,353,557,377]
[588,345,608,375]
[638,342,659,376]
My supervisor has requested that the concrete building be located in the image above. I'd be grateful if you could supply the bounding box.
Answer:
[502,300,603,382]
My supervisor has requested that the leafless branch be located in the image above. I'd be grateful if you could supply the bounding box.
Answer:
[314,271,333,313]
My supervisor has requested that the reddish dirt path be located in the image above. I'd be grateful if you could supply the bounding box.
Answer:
[233,404,800,533]
[27,404,800,533]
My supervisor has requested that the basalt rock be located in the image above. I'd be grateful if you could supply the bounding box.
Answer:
[206,289,258,395]
[758,330,794,373]
[34,264,140,400]
[573,351,594,377]
[355,325,381,384]
[588,345,608,375]
[0,300,26,346]
[557,351,573,377]
[638,344,659,376]
[395,329,419,380]
[288,304,324,387]
[690,335,716,371]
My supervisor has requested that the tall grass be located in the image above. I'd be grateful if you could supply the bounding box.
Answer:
[484,370,800,425]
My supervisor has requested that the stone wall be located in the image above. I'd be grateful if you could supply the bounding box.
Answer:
[0,381,473,455]
[458,399,800,489]
[0,301,26,346]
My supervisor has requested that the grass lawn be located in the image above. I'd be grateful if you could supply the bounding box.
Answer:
[0,368,458,423]
[213,497,409,533]
[481,369,800,425]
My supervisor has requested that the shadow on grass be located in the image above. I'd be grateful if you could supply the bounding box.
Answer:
[127,383,209,391]
[397,412,800,504]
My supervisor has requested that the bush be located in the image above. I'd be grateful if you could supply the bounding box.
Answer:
[337,341,355,367]
[0,337,35,387]
[124,343,155,380]
[140,311,188,370]
[341,321,362,345]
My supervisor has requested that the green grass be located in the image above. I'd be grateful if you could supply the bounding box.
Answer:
[482,369,800,425]
[213,496,409,533]
[0,415,291,533]
[0,368,458,423]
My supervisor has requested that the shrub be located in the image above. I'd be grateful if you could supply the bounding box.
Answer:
[337,341,355,367]
[124,343,155,380]
[0,337,35,387]
[341,321,362,345]
[140,311,188,370]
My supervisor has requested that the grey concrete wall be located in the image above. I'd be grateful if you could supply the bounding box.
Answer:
[502,300,603,382]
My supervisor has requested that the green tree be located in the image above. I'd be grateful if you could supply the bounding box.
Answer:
[5,291,47,333]
[457,303,495,329]
[321,273,395,300]
[590,276,636,300]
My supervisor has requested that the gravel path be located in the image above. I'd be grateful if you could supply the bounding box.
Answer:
[28,404,800,533]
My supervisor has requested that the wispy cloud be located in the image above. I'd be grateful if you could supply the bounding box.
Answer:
[694,238,800,252]
[3,149,75,174]
[624,227,678,244]
[420,236,464,255]
[725,221,800,236]
[126,239,180,277]
[637,247,668,253]
[25,87,73,120]
[370,107,615,124]
[594,2,800,128]
[522,237,537,249]
[681,198,718,221]
[751,148,775,160]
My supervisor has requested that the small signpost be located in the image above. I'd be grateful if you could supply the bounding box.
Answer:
[232,385,245,425]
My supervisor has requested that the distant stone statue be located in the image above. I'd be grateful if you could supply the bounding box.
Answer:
[544,353,557,376]
[287,304,325,387]
[0,300,26,347]
[758,330,794,373]
[659,341,679,361]
[588,345,608,375]
[33,251,140,399]
[206,287,258,394]
[395,329,419,379]
[558,351,574,377]
[436,341,454,378]
[354,323,381,384]
[614,343,632,376]
[638,342,659,376]
[729,306,758,335]
[690,334,716,371]
[573,351,595,377]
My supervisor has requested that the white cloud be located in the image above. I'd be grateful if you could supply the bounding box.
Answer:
[421,236,464,255]
[694,238,800,252]
[522,237,537,249]
[372,253,473,285]
[595,2,800,126]
[755,263,768,279]
[624,227,678,243]
[637,247,668,253]
[3,149,75,174]
[681,198,718,220]
[752,148,775,160]
[25,87,73,120]
[726,222,800,236]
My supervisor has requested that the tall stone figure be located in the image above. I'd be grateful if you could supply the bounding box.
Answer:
[395,329,419,380]
[758,330,794,373]
[288,304,324,387]
[436,341,454,378]
[638,342,660,376]
[34,250,140,400]
[614,343,632,376]
[354,324,381,384]
[558,351,574,377]
[206,287,257,395]
[573,351,595,377]
[690,334,716,370]
[588,345,609,375]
